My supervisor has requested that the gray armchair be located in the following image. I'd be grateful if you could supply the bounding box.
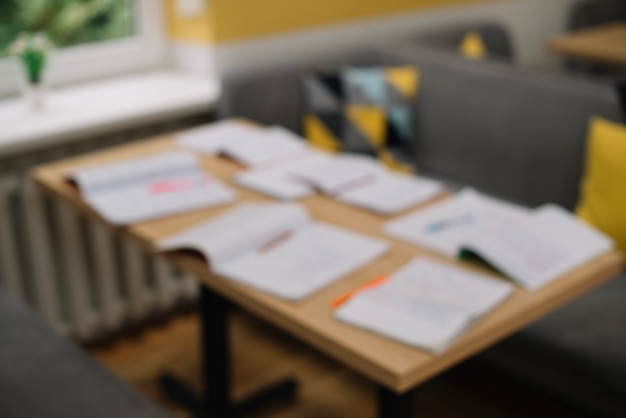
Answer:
[0,288,173,418]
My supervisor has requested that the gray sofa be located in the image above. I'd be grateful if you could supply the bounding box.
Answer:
[0,289,173,418]
[218,44,626,417]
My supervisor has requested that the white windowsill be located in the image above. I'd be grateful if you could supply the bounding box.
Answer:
[0,70,220,159]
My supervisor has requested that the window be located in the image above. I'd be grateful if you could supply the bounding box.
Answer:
[0,0,136,56]
[0,0,167,97]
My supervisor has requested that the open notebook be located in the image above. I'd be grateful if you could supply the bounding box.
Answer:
[157,203,390,300]
[458,204,614,290]
[335,258,514,354]
[385,190,614,290]
[385,189,530,258]
[69,151,236,225]
[176,120,308,167]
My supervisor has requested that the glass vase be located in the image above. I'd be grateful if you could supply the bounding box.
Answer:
[23,82,46,112]
[16,58,47,113]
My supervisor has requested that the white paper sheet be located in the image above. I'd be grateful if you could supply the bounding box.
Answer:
[386,258,514,315]
[384,189,531,258]
[335,258,513,353]
[337,172,445,215]
[72,151,197,190]
[233,151,329,201]
[177,121,308,167]
[222,126,308,167]
[216,222,390,300]
[288,153,384,195]
[460,204,614,290]
[175,120,264,155]
[71,151,236,225]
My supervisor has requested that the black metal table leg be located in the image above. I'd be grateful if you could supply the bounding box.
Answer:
[159,284,298,417]
[378,385,416,418]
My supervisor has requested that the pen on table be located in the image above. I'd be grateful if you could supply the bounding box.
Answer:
[331,274,390,309]
[259,231,294,253]
[149,175,213,194]
[425,214,475,234]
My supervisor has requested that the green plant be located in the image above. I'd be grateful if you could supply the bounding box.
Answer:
[10,32,53,85]
[1,0,134,58]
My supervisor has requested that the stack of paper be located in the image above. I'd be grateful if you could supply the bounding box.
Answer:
[157,203,390,300]
[182,120,445,212]
[69,151,236,225]
[335,258,514,353]
[385,189,614,290]
[337,171,445,215]
[177,121,308,167]
[287,153,383,196]
[176,120,263,154]
[234,151,382,200]
[237,150,383,196]
[236,151,445,212]
[233,151,329,201]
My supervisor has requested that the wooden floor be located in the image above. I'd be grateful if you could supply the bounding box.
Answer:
[90,309,585,418]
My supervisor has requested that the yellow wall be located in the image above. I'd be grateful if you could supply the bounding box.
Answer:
[165,0,214,44]
[211,0,496,43]
[164,0,497,45]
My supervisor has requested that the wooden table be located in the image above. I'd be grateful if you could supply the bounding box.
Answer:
[548,22,626,68]
[32,129,623,418]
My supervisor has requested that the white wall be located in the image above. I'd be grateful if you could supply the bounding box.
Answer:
[214,0,579,75]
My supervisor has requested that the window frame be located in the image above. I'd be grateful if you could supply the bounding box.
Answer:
[0,0,169,98]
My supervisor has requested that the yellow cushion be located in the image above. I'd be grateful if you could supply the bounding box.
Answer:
[576,116,626,255]
[459,31,487,60]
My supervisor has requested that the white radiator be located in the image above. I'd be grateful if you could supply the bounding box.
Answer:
[0,119,207,341]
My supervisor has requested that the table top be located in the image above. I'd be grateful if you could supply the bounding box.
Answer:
[32,128,623,393]
[548,22,626,67]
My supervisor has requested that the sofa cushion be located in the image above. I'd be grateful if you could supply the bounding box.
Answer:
[577,117,626,257]
[477,273,626,417]
[0,290,172,418]
[301,65,419,172]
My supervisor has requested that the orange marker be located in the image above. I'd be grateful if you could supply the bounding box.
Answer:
[331,274,390,309]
